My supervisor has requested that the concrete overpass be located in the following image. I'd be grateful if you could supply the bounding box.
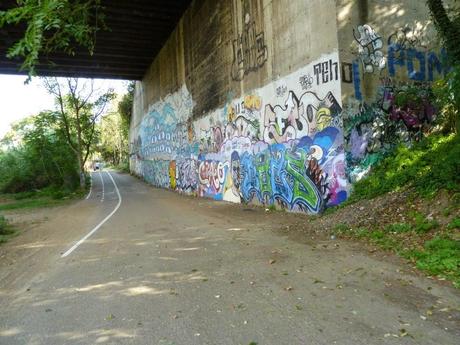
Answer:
[0,0,191,79]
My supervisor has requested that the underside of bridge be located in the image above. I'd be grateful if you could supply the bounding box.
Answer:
[0,0,191,80]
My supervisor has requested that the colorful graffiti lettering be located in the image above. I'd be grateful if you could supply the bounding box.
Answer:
[132,53,348,215]
[198,160,227,199]
[263,90,342,144]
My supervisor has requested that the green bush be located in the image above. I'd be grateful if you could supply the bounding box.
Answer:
[432,65,460,134]
[350,133,460,201]
[0,112,80,194]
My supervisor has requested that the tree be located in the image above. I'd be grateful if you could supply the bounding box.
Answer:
[426,0,460,64]
[427,0,460,133]
[98,104,128,166]
[0,0,105,78]
[43,77,115,188]
[118,81,135,128]
[0,112,80,193]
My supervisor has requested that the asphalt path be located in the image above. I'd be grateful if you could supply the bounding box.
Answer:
[0,171,458,345]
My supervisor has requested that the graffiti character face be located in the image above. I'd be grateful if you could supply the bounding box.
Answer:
[231,151,241,190]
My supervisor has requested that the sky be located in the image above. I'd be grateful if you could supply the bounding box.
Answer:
[0,75,128,139]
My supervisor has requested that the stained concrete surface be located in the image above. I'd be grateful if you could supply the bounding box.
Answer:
[0,171,458,345]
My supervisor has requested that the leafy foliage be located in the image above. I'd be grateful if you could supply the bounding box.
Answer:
[432,65,460,134]
[349,133,460,201]
[0,0,105,78]
[43,77,115,187]
[95,82,133,170]
[0,112,80,193]
[98,108,128,166]
[118,81,134,126]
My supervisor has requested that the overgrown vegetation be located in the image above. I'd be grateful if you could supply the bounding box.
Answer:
[329,2,460,288]
[97,90,131,169]
[0,0,105,79]
[347,133,460,201]
[0,79,131,207]
[0,111,80,193]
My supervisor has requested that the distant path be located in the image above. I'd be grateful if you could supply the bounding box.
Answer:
[0,171,458,345]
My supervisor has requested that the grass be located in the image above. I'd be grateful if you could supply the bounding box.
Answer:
[334,217,460,288]
[0,197,66,211]
[447,217,460,230]
[348,133,460,202]
[328,132,460,287]
[0,215,16,244]
[403,237,460,288]
[0,186,87,211]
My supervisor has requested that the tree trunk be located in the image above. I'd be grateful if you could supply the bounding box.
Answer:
[77,152,85,188]
[427,0,460,64]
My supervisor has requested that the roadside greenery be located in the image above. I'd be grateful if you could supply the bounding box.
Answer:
[0,0,105,79]
[334,216,460,288]
[97,101,129,168]
[43,78,115,188]
[0,111,80,193]
[0,80,130,201]
[348,133,460,202]
[330,1,460,288]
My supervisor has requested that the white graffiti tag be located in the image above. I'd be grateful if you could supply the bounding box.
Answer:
[353,24,386,73]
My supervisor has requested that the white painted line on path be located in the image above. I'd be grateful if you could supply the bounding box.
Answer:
[99,170,105,202]
[61,171,122,258]
[85,173,93,200]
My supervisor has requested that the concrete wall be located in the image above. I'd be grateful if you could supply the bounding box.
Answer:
[130,0,445,214]
[130,0,348,214]
[337,0,449,181]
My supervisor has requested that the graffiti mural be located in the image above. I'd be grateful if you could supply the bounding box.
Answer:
[132,52,348,214]
[344,26,443,182]
[353,24,386,73]
[263,90,342,144]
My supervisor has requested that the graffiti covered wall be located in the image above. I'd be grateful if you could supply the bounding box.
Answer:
[130,0,446,214]
[336,0,449,181]
[131,52,348,214]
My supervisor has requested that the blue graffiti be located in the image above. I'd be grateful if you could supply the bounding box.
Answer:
[388,44,447,81]
[239,142,324,213]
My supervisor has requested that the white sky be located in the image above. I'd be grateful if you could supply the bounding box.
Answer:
[0,74,128,138]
